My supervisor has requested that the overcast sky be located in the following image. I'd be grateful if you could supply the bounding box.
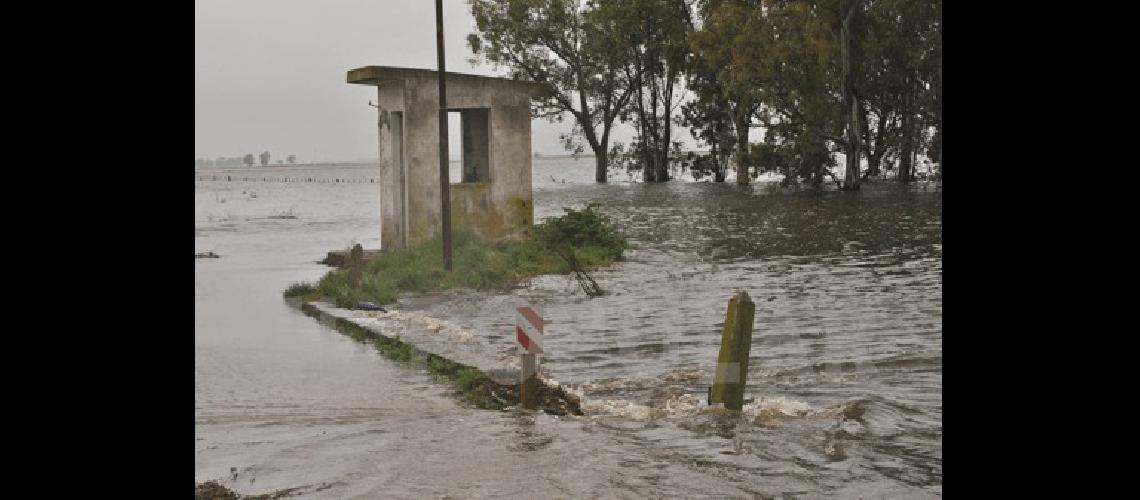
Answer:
[195,0,697,163]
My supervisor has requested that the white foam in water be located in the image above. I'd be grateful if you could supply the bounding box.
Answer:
[662,368,705,382]
[359,309,475,343]
[550,380,668,420]
[555,380,818,422]
[743,396,813,417]
[571,393,815,421]
[664,393,704,414]
[582,398,667,420]
[356,307,820,423]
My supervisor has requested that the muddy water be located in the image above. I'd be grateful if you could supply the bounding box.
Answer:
[196,158,941,497]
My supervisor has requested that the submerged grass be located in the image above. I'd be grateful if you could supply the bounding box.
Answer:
[283,282,320,302]
[285,205,628,308]
[299,304,579,414]
[316,307,509,409]
[279,208,615,414]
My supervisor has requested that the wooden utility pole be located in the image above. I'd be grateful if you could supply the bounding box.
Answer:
[435,0,453,270]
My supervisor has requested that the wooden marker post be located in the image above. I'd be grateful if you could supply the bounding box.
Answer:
[516,304,544,410]
[708,290,756,410]
[347,244,364,287]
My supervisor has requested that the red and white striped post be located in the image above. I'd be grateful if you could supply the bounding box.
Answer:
[516,304,544,409]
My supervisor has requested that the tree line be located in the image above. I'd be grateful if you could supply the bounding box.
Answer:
[466,0,940,189]
[195,152,297,168]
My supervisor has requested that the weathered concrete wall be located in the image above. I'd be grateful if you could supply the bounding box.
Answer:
[352,67,545,249]
[487,99,534,235]
[375,81,407,251]
[403,76,444,246]
[449,182,493,238]
[402,75,534,246]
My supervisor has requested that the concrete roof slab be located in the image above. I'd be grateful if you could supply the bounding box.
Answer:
[347,65,554,99]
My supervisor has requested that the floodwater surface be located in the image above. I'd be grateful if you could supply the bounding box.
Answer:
[195,158,941,497]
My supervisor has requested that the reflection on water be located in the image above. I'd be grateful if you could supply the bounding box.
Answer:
[195,158,941,497]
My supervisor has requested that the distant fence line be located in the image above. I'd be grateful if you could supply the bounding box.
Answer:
[195,161,379,169]
[195,175,378,184]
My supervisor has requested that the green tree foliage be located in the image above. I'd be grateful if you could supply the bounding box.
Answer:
[854,0,939,183]
[471,0,940,187]
[678,71,734,181]
[683,0,940,188]
[688,0,771,184]
[467,0,635,183]
[599,0,693,182]
[757,0,844,187]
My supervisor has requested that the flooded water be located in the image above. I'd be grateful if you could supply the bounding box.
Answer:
[196,157,941,497]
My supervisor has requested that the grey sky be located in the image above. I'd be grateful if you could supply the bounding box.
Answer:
[195,0,697,163]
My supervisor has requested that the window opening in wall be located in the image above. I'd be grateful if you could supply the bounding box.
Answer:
[449,108,490,184]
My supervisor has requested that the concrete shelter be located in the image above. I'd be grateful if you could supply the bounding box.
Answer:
[347,66,552,251]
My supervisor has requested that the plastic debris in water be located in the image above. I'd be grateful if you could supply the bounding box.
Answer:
[357,301,386,312]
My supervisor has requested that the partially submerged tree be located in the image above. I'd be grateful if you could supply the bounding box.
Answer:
[469,0,940,188]
[868,0,940,183]
[689,0,773,185]
[601,0,694,183]
[679,69,734,181]
[759,0,845,187]
[467,0,635,182]
[836,0,864,190]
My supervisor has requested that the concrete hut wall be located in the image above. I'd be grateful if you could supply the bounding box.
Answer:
[375,82,407,251]
[389,74,534,249]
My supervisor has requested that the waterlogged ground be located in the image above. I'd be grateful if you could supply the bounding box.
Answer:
[195,158,941,497]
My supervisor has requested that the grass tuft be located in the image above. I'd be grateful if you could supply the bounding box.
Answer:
[292,205,627,307]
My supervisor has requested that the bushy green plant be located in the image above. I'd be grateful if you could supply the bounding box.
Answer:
[290,205,627,307]
[283,282,318,297]
[534,204,628,263]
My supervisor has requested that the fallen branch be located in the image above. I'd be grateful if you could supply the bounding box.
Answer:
[550,245,605,297]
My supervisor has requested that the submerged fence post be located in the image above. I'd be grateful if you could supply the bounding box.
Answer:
[708,290,756,410]
[520,352,539,409]
[347,243,364,287]
[516,304,545,410]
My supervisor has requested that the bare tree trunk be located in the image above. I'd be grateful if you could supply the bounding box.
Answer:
[594,149,608,183]
[712,142,726,182]
[867,153,880,177]
[732,100,753,186]
[807,132,824,188]
[642,135,654,184]
[934,60,942,184]
[843,95,862,190]
[734,122,750,186]
[866,109,887,177]
[840,5,861,191]
[899,77,913,183]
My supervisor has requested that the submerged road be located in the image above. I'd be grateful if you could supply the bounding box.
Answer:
[196,160,941,497]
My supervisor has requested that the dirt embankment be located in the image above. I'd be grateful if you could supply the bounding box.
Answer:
[195,481,245,499]
[195,481,323,500]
